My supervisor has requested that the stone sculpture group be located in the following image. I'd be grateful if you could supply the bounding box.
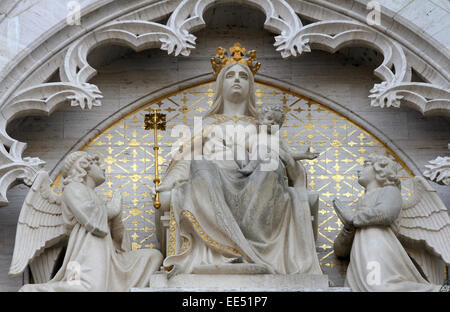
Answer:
[8,59,449,292]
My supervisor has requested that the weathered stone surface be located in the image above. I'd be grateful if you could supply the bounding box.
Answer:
[139,272,334,291]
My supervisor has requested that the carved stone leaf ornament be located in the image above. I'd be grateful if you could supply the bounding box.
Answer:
[0,157,45,206]
[369,81,404,108]
[67,83,103,110]
[165,2,450,117]
[424,156,450,186]
[60,19,198,107]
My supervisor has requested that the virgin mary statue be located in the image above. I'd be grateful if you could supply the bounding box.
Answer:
[156,60,322,276]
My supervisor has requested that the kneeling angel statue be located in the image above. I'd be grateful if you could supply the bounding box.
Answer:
[333,155,449,292]
[9,151,163,291]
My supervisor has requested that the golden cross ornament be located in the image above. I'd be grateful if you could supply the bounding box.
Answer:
[144,108,167,209]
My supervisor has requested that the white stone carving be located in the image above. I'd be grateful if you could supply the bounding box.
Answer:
[0,17,191,206]
[0,117,45,205]
[0,0,448,208]
[168,0,304,58]
[369,82,450,117]
[0,82,102,206]
[54,0,309,110]
[155,62,322,277]
[424,156,450,186]
[10,152,163,291]
[60,20,197,100]
[0,0,306,209]
[267,19,450,117]
[333,155,449,291]
[397,176,450,264]
[166,2,450,117]
[143,273,333,291]
[0,156,44,206]
[2,83,103,122]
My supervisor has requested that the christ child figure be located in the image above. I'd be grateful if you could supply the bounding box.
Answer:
[238,103,319,187]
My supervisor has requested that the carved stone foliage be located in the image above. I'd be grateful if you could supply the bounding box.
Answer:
[272,20,414,106]
[0,82,101,206]
[60,19,197,102]
[168,0,304,57]
[424,156,450,186]
[0,8,199,206]
[0,155,44,206]
[2,83,102,122]
[370,82,450,117]
[166,1,450,117]
[58,0,307,107]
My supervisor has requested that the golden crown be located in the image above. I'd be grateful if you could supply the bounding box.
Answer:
[210,42,261,77]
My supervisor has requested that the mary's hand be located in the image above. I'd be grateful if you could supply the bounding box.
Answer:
[152,179,186,194]
[151,180,186,211]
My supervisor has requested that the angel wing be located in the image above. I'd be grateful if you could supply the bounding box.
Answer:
[9,171,68,283]
[393,176,450,284]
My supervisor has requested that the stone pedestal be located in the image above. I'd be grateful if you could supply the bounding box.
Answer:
[132,272,350,292]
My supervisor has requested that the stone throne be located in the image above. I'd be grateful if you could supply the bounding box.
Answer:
[144,193,335,291]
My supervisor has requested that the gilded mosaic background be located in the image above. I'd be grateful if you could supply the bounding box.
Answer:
[52,81,414,284]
